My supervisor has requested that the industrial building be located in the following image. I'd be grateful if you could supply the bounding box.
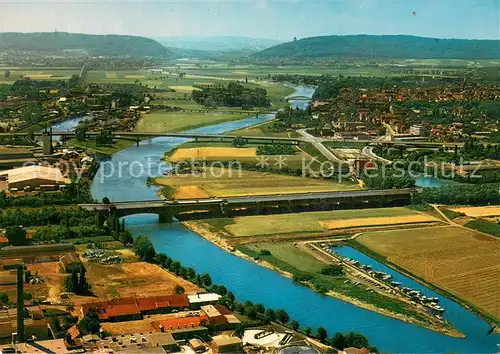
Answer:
[0,165,69,192]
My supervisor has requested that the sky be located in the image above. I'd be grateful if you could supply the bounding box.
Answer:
[0,0,499,41]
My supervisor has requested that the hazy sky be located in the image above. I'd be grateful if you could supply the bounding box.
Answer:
[0,0,499,40]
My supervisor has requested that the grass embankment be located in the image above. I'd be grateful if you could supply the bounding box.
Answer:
[356,227,500,323]
[227,119,298,138]
[155,167,359,199]
[203,207,432,238]
[236,242,446,332]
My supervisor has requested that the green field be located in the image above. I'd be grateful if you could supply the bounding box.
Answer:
[237,241,433,325]
[135,111,255,133]
[208,207,420,237]
[0,67,80,84]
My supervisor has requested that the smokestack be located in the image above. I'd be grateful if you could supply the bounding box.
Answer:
[16,267,24,343]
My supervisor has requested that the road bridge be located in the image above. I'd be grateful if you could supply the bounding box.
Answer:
[80,189,414,222]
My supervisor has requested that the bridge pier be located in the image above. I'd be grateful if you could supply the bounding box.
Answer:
[158,208,173,223]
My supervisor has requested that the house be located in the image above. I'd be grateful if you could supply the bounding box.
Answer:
[189,338,205,351]
[153,314,209,332]
[59,253,82,273]
[211,334,243,353]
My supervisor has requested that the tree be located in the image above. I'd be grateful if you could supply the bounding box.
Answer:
[174,285,185,294]
[5,226,27,246]
[78,308,100,334]
[120,229,134,245]
[0,292,8,305]
[3,70,10,78]
[319,265,344,276]
[255,303,265,314]
[200,273,212,287]
[75,126,87,141]
[303,327,312,336]
[232,136,246,148]
[265,308,276,321]
[102,197,110,204]
[186,267,196,279]
[275,309,289,323]
[316,327,328,342]
[290,320,300,331]
[331,333,347,349]
[169,261,181,275]
[133,235,156,262]
[345,332,369,349]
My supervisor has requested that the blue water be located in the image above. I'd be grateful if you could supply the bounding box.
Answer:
[88,87,499,353]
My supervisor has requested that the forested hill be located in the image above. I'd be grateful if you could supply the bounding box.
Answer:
[253,35,500,59]
[0,32,172,57]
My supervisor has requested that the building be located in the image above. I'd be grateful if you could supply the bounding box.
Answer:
[0,270,17,285]
[0,339,71,353]
[187,293,221,309]
[0,148,36,169]
[0,165,69,192]
[409,124,426,137]
[59,253,82,273]
[0,306,49,344]
[201,305,241,330]
[80,298,142,322]
[136,294,189,315]
[211,334,243,353]
[81,332,179,353]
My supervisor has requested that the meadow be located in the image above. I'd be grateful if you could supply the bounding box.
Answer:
[0,67,80,84]
[207,207,424,237]
[156,166,356,199]
[135,111,255,133]
[357,226,500,320]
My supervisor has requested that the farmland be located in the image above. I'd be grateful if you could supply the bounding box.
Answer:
[356,226,500,321]
[169,147,257,162]
[155,167,359,199]
[449,205,500,217]
[201,207,429,238]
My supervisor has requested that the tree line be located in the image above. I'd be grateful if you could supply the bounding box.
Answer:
[131,235,378,352]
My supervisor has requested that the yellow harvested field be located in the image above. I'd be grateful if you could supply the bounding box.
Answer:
[169,147,256,162]
[156,167,360,199]
[23,74,53,78]
[222,207,421,237]
[449,205,500,217]
[320,214,437,229]
[124,75,146,79]
[357,226,500,320]
[105,72,117,79]
[173,185,209,199]
[168,85,201,92]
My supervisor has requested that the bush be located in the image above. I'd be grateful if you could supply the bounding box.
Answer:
[319,265,344,276]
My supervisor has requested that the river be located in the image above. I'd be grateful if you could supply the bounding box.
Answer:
[87,86,498,353]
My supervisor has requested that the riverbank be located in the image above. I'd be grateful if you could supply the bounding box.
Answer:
[181,220,464,339]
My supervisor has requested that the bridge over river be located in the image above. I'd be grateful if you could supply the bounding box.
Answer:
[80,189,413,222]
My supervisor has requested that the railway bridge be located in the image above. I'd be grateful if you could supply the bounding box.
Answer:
[79,189,414,223]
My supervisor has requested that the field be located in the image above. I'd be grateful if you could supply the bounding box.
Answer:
[208,207,426,237]
[84,260,200,299]
[357,226,500,320]
[155,167,359,199]
[169,147,257,162]
[0,67,80,84]
[226,120,297,138]
[319,214,437,229]
[135,111,254,133]
[449,205,500,217]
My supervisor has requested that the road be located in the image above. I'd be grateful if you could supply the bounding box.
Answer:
[297,129,340,162]
[362,146,393,165]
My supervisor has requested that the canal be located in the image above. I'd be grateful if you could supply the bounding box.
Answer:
[88,87,498,352]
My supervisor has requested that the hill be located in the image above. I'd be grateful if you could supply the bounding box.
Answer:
[155,36,282,52]
[0,32,171,57]
[254,35,500,59]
